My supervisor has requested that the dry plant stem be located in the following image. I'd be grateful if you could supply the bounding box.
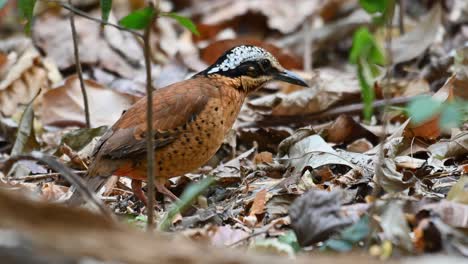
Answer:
[373,5,395,198]
[43,0,143,38]
[398,0,405,34]
[68,0,91,128]
[143,6,157,231]
[303,16,312,72]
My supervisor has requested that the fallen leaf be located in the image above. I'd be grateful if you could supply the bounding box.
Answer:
[40,75,137,128]
[380,201,413,252]
[421,200,468,228]
[326,115,379,145]
[447,176,468,205]
[249,189,268,218]
[391,3,442,64]
[289,189,353,246]
[374,158,416,193]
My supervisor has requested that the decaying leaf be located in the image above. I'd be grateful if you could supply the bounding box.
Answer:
[380,201,413,252]
[374,158,416,193]
[289,189,352,246]
[0,40,55,116]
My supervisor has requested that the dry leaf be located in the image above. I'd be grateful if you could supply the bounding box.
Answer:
[40,75,138,128]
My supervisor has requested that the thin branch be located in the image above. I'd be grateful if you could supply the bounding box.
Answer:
[143,4,157,231]
[43,0,143,39]
[373,2,395,198]
[4,152,113,219]
[68,0,91,128]
[398,0,405,35]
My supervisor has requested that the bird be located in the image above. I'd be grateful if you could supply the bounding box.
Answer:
[68,45,308,206]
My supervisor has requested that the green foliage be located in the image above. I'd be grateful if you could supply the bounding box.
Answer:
[407,95,442,124]
[11,91,41,156]
[350,28,385,121]
[162,12,199,36]
[158,177,215,231]
[322,215,370,252]
[0,0,8,9]
[350,28,385,65]
[359,0,389,14]
[17,0,36,34]
[407,96,467,129]
[277,231,301,253]
[119,7,155,29]
[100,0,112,23]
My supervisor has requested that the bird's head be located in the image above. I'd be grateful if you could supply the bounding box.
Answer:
[197,45,308,92]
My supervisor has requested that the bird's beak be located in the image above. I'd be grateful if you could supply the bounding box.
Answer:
[274,70,308,87]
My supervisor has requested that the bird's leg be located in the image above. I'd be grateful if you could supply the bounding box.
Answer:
[155,177,179,202]
[131,179,148,206]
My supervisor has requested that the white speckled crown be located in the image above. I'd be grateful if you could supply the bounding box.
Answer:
[207,45,278,74]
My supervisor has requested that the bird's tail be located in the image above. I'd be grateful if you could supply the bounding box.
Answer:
[67,174,108,206]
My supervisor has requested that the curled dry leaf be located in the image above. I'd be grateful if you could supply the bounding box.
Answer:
[0,41,53,116]
[40,75,138,128]
[289,189,352,246]
[374,158,417,193]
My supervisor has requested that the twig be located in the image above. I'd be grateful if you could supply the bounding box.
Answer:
[42,0,144,39]
[143,3,157,231]
[3,152,113,219]
[249,95,422,127]
[9,171,86,181]
[68,0,91,128]
[373,2,395,198]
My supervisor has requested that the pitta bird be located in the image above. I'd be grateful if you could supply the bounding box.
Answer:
[68,45,308,206]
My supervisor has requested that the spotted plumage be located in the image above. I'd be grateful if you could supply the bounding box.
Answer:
[68,45,308,206]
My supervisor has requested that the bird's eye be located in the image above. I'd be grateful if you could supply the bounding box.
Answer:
[261,59,271,69]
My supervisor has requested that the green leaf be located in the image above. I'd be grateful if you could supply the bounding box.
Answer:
[0,0,8,9]
[278,231,301,253]
[11,90,41,156]
[350,28,385,65]
[359,0,389,14]
[158,177,215,231]
[357,60,375,122]
[407,95,442,124]
[322,215,370,252]
[119,7,154,30]
[55,126,108,155]
[439,102,463,129]
[18,0,36,34]
[162,12,199,36]
[340,215,370,242]
[100,0,112,23]
[323,239,353,252]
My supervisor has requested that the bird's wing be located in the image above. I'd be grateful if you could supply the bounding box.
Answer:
[94,78,217,160]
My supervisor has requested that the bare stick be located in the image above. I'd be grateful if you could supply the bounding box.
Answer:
[68,0,91,128]
[373,3,395,198]
[143,4,157,231]
[398,0,405,35]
